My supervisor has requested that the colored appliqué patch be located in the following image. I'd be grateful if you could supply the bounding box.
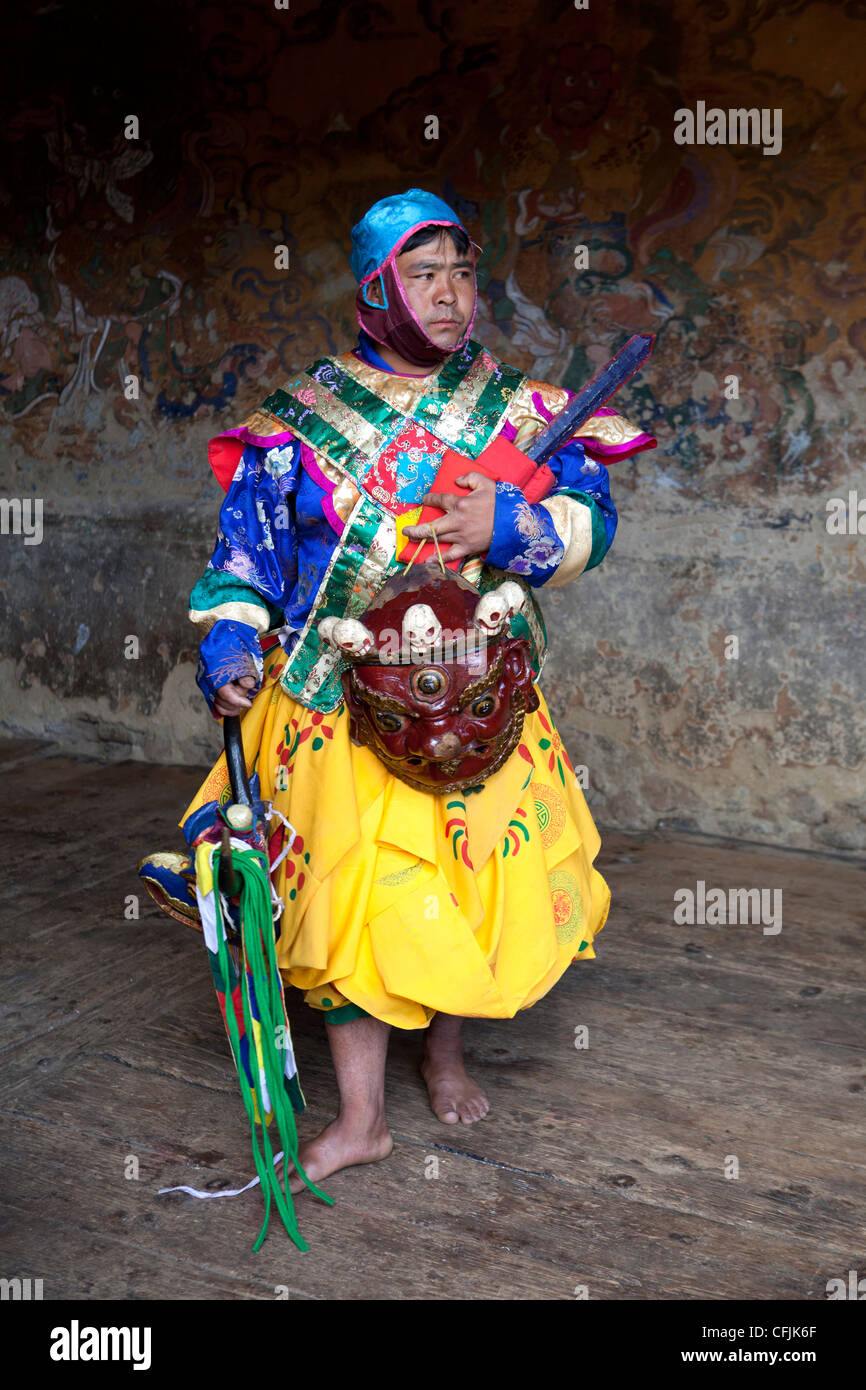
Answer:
[444,799,474,869]
[277,710,336,764]
[281,831,310,903]
[502,807,530,857]
[531,781,566,849]
[536,712,573,785]
[548,868,583,944]
[369,420,445,506]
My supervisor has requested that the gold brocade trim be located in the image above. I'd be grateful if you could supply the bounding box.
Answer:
[536,493,594,589]
[327,346,526,460]
[574,411,645,447]
[189,600,272,634]
[308,453,362,524]
[430,352,495,444]
[508,379,569,447]
[506,377,646,450]
[137,855,202,932]
[313,454,344,485]
[293,370,389,457]
[286,501,398,708]
[345,513,398,619]
[230,349,526,513]
[331,351,441,418]
[140,851,190,872]
[330,474,362,523]
[233,407,288,440]
[229,361,648,459]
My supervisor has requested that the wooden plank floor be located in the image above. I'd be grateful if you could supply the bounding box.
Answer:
[1,738,864,1300]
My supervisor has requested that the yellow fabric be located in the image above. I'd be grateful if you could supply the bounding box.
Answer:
[181,650,610,1030]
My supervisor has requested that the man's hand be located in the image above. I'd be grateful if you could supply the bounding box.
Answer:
[402,471,497,561]
[214,675,257,718]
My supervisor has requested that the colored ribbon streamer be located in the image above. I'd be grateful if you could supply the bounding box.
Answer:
[159,1149,288,1201]
[214,843,333,1251]
[171,841,334,1252]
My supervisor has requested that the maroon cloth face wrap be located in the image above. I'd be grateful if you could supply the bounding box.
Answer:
[355,228,479,368]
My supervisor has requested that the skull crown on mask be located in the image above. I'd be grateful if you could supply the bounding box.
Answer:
[316,565,539,794]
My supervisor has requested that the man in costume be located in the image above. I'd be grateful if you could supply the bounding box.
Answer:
[140,189,656,1194]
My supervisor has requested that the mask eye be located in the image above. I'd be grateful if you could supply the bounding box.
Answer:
[374,711,406,733]
[470,695,496,717]
[411,667,448,701]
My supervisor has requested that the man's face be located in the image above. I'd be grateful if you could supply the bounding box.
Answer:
[393,230,475,349]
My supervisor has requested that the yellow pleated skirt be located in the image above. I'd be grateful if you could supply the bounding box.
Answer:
[180,648,610,1030]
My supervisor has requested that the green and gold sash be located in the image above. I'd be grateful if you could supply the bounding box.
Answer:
[256,342,547,711]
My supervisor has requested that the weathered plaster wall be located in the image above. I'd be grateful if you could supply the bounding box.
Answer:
[1,0,864,852]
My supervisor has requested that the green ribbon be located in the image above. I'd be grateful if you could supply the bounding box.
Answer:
[211,844,334,1252]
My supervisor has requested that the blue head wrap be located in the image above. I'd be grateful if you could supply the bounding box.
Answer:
[349,189,477,366]
[350,188,468,285]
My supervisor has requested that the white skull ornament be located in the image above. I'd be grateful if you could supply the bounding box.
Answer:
[402,603,442,658]
[472,582,525,637]
[317,616,340,647]
[331,618,376,658]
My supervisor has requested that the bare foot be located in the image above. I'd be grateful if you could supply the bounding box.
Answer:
[287,1113,393,1194]
[420,1053,490,1125]
[421,1013,490,1125]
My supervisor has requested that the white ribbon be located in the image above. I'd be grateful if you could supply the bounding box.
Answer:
[158,1150,285,1201]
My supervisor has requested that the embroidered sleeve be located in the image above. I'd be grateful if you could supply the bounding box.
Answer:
[486,481,565,584]
[189,440,301,633]
[195,620,264,716]
[486,439,617,588]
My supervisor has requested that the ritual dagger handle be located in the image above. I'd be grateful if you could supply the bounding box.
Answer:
[218,714,254,898]
[523,332,655,466]
[223,714,253,807]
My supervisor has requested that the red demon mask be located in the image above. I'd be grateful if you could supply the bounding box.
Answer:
[318,565,539,794]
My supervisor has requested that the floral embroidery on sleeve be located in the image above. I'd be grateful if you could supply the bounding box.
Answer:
[485,433,618,584]
[196,620,264,715]
[487,481,565,581]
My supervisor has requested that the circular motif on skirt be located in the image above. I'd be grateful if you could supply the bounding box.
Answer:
[548,868,583,944]
[531,781,566,849]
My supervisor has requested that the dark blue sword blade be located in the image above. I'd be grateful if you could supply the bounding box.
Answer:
[524,333,655,464]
